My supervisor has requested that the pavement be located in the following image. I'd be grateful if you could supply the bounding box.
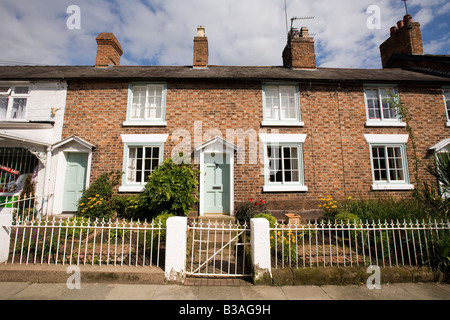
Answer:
[0,280,450,301]
[0,264,449,304]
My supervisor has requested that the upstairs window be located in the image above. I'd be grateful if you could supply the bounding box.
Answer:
[443,89,450,126]
[0,85,29,120]
[262,84,303,126]
[124,83,166,126]
[364,86,404,126]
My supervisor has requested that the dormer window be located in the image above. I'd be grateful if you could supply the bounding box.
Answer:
[0,85,29,120]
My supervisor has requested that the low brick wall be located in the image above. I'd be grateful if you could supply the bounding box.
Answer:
[270,266,438,286]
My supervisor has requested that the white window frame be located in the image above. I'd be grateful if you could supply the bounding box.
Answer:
[261,83,304,127]
[119,134,168,192]
[364,134,413,190]
[442,88,450,127]
[0,84,30,121]
[363,85,405,127]
[123,82,167,126]
[259,133,307,192]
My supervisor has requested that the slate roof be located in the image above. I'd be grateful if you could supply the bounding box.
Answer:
[0,65,449,83]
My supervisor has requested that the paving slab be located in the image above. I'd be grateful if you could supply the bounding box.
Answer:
[240,285,287,300]
[197,286,243,300]
[321,283,418,300]
[281,285,331,300]
[0,282,30,299]
[152,284,199,300]
[59,283,114,300]
[11,283,68,300]
[400,283,450,300]
[106,284,159,300]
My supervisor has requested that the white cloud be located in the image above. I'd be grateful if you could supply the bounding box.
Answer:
[0,0,448,68]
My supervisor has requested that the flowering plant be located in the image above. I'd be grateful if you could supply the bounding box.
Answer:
[235,197,268,223]
[318,195,339,218]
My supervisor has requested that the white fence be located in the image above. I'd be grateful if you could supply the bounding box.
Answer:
[186,219,250,277]
[0,194,53,220]
[6,216,165,268]
[1,215,449,283]
[270,219,450,269]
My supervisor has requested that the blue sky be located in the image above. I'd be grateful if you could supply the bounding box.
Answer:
[0,0,449,69]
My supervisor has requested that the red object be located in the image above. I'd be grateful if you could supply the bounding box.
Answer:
[0,165,20,175]
[248,198,253,202]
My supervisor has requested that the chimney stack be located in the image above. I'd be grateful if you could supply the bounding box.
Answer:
[193,26,208,68]
[282,27,316,70]
[379,14,423,68]
[95,33,123,68]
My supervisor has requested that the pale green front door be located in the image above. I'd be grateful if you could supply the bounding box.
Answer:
[204,153,230,214]
[62,152,88,212]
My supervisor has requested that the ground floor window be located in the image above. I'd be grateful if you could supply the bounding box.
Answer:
[126,146,160,184]
[267,146,300,183]
[364,134,413,190]
[119,134,168,192]
[259,133,307,192]
[371,145,405,183]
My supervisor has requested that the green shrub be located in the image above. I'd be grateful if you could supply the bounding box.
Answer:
[76,171,121,219]
[338,197,423,221]
[426,233,450,282]
[134,159,198,220]
[112,195,140,219]
[334,212,360,223]
[254,213,277,227]
[151,213,175,242]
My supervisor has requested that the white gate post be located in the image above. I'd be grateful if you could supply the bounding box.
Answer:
[250,218,272,284]
[0,209,13,263]
[164,216,187,283]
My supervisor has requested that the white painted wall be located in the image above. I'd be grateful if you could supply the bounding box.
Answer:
[0,81,67,145]
[0,81,67,215]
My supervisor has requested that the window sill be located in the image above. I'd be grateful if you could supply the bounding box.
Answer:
[365,121,406,127]
[261,120,304,127]
[122,121,167,127]
[371,184,414,191]
[119,186,145,193]
[263,185,308,192]
[446,121,450,127]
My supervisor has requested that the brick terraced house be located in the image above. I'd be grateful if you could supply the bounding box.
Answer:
[1,15,450,218]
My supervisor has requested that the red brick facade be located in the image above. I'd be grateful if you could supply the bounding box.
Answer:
[62,79,449,213]
[60,19,450,216]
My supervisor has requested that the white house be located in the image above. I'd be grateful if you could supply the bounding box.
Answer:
[0,80,70,215]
